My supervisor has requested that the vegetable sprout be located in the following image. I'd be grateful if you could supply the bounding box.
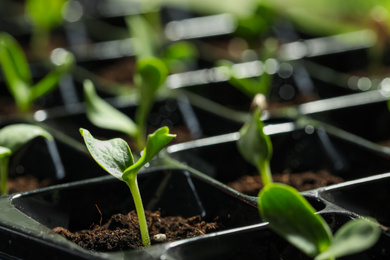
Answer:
[84,56,168,150]
[0,124,53,195]
[0,32,74,114]
[80,126,175,247]
[238,94,380,259]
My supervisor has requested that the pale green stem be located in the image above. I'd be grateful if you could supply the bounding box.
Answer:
[0,156,9,195]
[125,175,151,247]
[258,160,272,187]
[134,96,153,151]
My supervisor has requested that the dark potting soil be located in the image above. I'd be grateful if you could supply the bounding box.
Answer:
[8,175,51,194]
[0,98,21,117]
[227,170,344,196]
[53,210,222,252]
[267,92,319,113]
[97,57,136,85]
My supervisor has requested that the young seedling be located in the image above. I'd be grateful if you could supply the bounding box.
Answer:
[237,94,381,259]
[126,11,198,73]
[0,124,53,195]
[218,38,278,98]
[84,56,168,150]
[80,126,175,247]
[0,32,75,114]
[25,0,67,59]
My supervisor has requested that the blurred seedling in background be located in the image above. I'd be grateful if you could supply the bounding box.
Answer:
[127,10,199,73]
[84,57,168,150]
[25,0,68,60]
[0,124,53,195]
[237,94,381,259]
[0,32,75,114]
[217,38,278,99]
[80,127,175,247]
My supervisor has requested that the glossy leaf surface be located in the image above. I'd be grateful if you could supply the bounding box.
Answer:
[123,126,176,181]
[80,128,134,181]
[0,124,53,153]
[259,183,332,257]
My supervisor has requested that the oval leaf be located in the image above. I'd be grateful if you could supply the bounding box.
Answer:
[315,218,381,260]
[259,183,332,257]
[0,32,32,111]
[237,109,272,170]
[0,124,53,153]
[83,80,137,137]
[123,127,175,180]
[0,32,31,85]
[80,128,134,181]
[136,57,168,93]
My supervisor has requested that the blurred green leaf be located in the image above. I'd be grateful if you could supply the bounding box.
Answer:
[0,32,32,112]
[0,124,53,153]
[0,147,11,158]
[136,57,169,93]
[83,80,137,137]
[26,0,66,29]
[30,49,75,101]
[315,218,381,260]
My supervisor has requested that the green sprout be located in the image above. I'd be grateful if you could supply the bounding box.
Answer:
[126,12,198,73]
[25,0,67,59]
[237,94,381,259]
[84,57,168,150]
[80,127,176,247]
[218,38,278,98]
[0,124,53,195]
[0,32,75,114]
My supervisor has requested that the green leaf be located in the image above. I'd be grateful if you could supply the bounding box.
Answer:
[259,183,332,257]
[218,60,261,98]
[126,14,158,59]
[163,41,198,72]
[0,32,32,112]
[83,80,137,137]
[237,108,272,185]
[0,32,31,84]
[134,57,169,148]
[123,127,175,181]
[315,218,381,260]
[0,147,11,158]
[30,49,75,101]
[79,128,134,181]
[136,57,168,94]
[0,124,53,153]
[26,0,66,29]
[237,110,272,166]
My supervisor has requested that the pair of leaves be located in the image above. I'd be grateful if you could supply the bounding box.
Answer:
[237,98,380,259]
[259,183,381,259]
[0,32,74,113]
[80,127,175,182]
